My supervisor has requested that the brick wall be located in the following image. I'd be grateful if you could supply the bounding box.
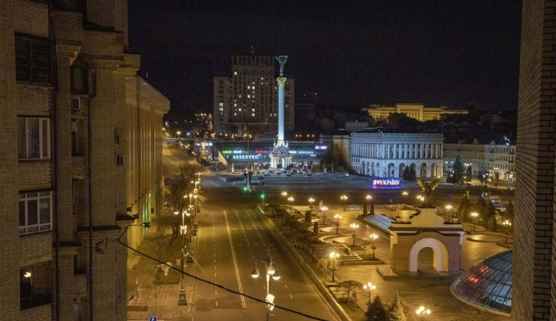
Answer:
[515,0,556,320]
[0,1,24,320]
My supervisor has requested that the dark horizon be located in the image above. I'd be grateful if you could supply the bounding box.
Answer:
[129,1,522,113]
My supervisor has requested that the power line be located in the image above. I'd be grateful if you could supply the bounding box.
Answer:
[117,228,333,321]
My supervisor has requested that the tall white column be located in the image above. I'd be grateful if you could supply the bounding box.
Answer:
[277,77,286,143]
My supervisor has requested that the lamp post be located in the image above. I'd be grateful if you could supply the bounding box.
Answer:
[321,206,328,224]
[362,281,376,303]
[340,195,348,211]
[366,195,374,215]
[471,211,479,232]
[416,195,424,206]
[370,233,379,260]
[329,251,339,282]
[173,209,189,306]
[251,250,281,321]
[416,306,431,318]
[503,220,512,243]
[334,214,342,234]
[350,223,359,246]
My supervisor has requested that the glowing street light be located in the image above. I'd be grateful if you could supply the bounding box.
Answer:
[350,223,360,246]
[334,214,342,234]
[416,306,431,318]
[503,220,512,243]
[321,206,328,224]
[329,251,339,282]
[363,282,376,303]
[251,250,281,320]
[471,211,479,232]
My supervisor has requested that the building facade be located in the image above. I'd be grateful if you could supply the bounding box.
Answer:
[125,77,170,251]
[350,131,444,178]
[363,103,468,122]
[0,1,167,320]
[514,1,556,320]
[444,140,516,182]
[213,55,295,136]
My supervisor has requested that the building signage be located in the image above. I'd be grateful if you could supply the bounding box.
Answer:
[255,149,269,154]
[232,155,263,160]
[315,145,327,150]
[372,179,400,186]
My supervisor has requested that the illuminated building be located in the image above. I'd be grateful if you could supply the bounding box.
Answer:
[363,103,468,122]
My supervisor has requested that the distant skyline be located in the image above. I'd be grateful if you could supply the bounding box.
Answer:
[128,1,521,113]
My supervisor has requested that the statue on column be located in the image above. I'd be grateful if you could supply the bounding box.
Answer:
[275,55,288,76]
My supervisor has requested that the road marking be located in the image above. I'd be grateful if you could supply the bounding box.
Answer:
[216,301,219,307]
[225,210,247,309]
[215,290,218,295]
[284,284,288,288]
[290,294,293,299]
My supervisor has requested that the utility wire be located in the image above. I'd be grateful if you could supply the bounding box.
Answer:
[117,228,333,321]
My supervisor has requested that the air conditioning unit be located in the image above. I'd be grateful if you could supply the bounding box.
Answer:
[72,97,81,111]
[116,155,125,165]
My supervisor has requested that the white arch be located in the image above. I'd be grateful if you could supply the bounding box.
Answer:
[409,238,449,272]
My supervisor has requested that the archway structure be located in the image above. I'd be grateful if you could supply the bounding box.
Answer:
[389,208,464,274]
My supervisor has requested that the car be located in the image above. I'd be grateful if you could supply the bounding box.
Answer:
[490,199,506,212]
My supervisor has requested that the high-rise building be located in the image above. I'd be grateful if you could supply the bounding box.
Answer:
[514,1,556,320]
[213,55,295,137]
[0,1,168,320]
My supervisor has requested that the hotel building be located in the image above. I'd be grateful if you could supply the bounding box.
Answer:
[213,55,295,136]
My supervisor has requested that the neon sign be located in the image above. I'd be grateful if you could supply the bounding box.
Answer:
[315,145,327,150]
[372,179,400,186]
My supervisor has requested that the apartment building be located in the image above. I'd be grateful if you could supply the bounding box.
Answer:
[0,1,168,320]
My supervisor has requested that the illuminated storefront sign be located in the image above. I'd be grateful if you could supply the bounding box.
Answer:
[372,179,400,186]
[315,145,327,150]
[255,149,269,154]
[232,155,263,160]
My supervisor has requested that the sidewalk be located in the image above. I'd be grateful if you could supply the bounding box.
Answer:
[280,204,512,321]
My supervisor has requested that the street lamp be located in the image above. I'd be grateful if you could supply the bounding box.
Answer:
[416,195,424,206]
[370,233,379,260]
[350,223,359,246]
[334,214,342,234]
[251,252,281,321]
[416,306,431,318]
[402,191,408,197]
[321,206,328,224]
[503,220,512,243]
[329,251,339,282]
[471,212,479,232]
[366,195,374,215]
[173,209,189,306]
[362,281,376,303]
[340,195,348,211]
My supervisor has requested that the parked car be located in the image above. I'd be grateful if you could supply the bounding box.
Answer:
[490,199,506,212]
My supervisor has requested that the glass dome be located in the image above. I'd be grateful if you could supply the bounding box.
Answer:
[450,250,512,315]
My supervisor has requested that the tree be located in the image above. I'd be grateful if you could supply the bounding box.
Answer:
[366,295,388,321]
[457,195,472,221]
[338,280,362,306]
[450,155,464,184]
[484,202,497,231]
[505,200,515,220]
[387,292,407,321]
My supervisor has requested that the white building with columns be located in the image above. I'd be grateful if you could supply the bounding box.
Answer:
[350,129,444,178]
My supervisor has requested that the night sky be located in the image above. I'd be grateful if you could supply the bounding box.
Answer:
[128,1,522,113]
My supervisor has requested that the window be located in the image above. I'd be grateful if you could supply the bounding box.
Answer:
[18,117,50,160]
[71,119,84,156]
[15,34,53,85]
[19,191,53,235]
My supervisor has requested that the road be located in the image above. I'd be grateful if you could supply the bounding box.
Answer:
[163,144,339,321]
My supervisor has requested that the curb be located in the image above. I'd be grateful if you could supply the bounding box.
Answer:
[257,205,351,321]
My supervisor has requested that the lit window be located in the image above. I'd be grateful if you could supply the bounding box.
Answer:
[247,95,251,98]
[19,191,53,235]
[219,102,224,107]
[234,71,237,75]
[18,117,50,160]
[252,113,255,117]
